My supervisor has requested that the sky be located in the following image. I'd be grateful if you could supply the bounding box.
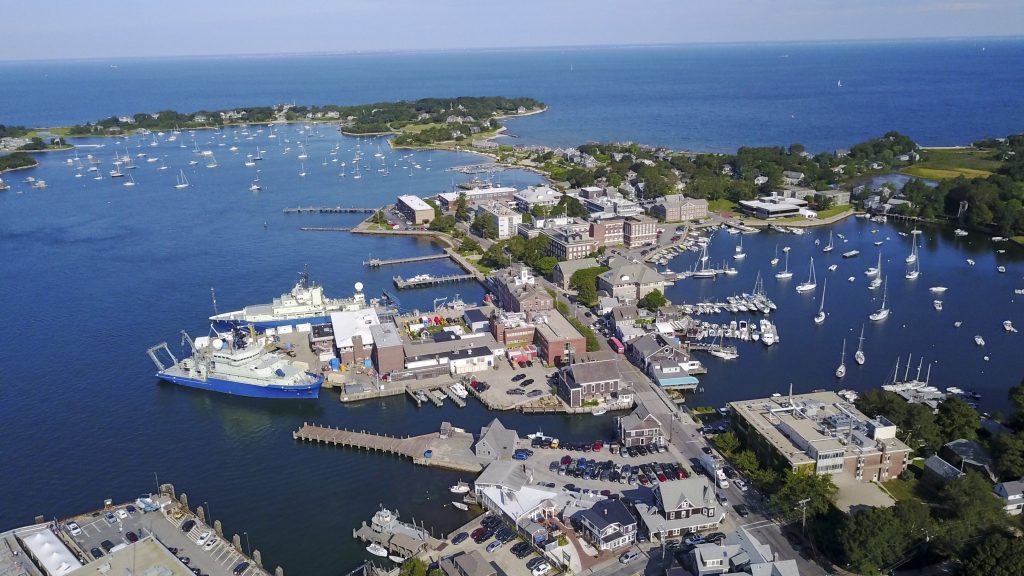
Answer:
[2,0,1022,61]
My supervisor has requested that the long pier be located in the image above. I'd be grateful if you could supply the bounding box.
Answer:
[446,163,506,174]
[283,206,376,214]
[300,227,353,232]
[393,274,477,289]
[293,423,484,473]
[365,253,449,267]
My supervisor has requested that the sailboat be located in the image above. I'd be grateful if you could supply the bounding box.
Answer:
[692,242,717,279]
[814,278,827,324]
[869,278,890,321]
[733,236,746,260]
[123,172,136,187]
[822,231,834,253]
[770,244,780,267]
[905,236,918,264]
[796,257,817,293]
[835,339,847,378]
[205,153,218,168]
[299,162,307,177]
[174,170,189,189]
[865,251,882,277]
[905,256,920,280]
[854,325,866,365]
[249,170,262,192]
[775,250,793,279]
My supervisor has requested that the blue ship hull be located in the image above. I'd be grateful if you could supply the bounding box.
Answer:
[212,315,332,332]
[157,371,323,399]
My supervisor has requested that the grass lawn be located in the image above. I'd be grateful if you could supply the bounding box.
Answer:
[815,204,853,219]
[1011,236,1024,247]
[882,477,923,502]
[903,147,1003,180]
[708,199,739,213]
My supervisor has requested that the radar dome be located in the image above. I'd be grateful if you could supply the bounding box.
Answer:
[212,338,225,350]
[354,282,364,292]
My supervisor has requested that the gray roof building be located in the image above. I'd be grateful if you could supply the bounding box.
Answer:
[942,439,998,483]
[475,418,519,461]
[690,526,800,575]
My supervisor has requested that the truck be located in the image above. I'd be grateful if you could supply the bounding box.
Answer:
[698,453,729,488]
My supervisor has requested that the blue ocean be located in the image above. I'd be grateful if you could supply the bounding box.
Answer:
[0,40,1022,576]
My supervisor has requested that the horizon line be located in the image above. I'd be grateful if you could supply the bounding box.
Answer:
[1,34,1022,64]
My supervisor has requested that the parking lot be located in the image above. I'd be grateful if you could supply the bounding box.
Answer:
[63,500,260,576]
[470,359,560,410]
[427,514,545,576]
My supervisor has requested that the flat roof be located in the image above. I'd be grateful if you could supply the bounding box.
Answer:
[397,194,433,212]
[71,537,194,576]
[534,312,584,342]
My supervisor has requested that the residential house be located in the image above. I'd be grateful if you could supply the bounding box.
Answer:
[575,499,637,551]
[617,403,664,448]
[636,477,724,540]
[628,333,702,389]
[994,479,1024,515]
[782,171,805,185]
[921,455,962,486]
[598,263,666,302]
[687,527,800,576]
[941,439,999,483]
[558,359,629,408]
[439,551,497,576]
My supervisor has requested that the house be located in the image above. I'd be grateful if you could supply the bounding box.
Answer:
[782,171,805,185]
[597,263,666,302]
[610,305,641,329]
[552,258,600,290]
[941,439,999,483]
[993,479,1024,515]
[648,195,709,222]
[635,477,724,541]
[479,484,558,532]
[558,359,629,408]
[474,461,533,496]
[463,308,490,333]
[474,418,519,460]
[617,403,665,448]
[921,455,962,486]
[687,527,800,576]
[628,333,702,389]
[813,189,851,207]
[575,499,637,551]
[439,551,497,576]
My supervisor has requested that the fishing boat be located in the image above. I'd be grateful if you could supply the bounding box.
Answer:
[211,274,382,329]
[814,278,827,324]
[146,328,322,399]
[869,278,890,321]
[822,231,834,253]
[174,170,189,189]
[865,252,881,277]
[775,250,793,279]
[854,325,866,365]
[835,339,847,379]
[795,257,817,293]
[450,481,470,494]
[450,382,469,399]
[366,543,388,557]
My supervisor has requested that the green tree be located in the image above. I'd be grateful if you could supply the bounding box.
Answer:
[936,397,980,443]
[535,256,558,277]
[836,506,908,573]
[569,266,608,308]
[962,534,1024,576]
[932,471,1008,556]
[458,237,482,254]
[428,214,456,233]
[471,213,497,239]
[770,468,838,524]
[714,431,739,456]
[638,289,668,311]
[992,431,1024,479]
[732,450,760,476]
[1008,381,1024,428]
[455,193,469,221]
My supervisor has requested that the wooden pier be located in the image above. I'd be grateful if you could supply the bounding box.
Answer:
[283,206,376,214]
[446,163,506,174]
[293,423,484,473]
[393,274,477,289]
[300,227,353,232]
[365,253,449,267]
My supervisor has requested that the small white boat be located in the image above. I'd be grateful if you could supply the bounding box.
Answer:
[1004,320,1017,333]
[997,266,1006,273]
[366,543,388,557]
[592,408,608,416]
[933,300,943,311]
[954,321,963,328]
[828,264,837,272]
[848,276,855,282]
[974,335,985,346]
[954,228,968,237]
[389,555,407,564]
[966,259,975,266]
[929,286,948,293]
[451,502,469,511]
[450,481,470,494]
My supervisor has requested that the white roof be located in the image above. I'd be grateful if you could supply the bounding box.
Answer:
[398,194,432,212]
[330,308,381,349]
[654,322,675,334]
[19,526,83,576]
[481,485,556,521]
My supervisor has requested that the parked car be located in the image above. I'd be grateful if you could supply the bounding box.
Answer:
[196,531,211,546]
[486,540,503,553]
[104,512,117,524]
[233,562,250,575]
[716,492,728,505]
[90,547,104,559]
[101,540,116,553]
[521,379,535,387]
[704,532,726,544]
[526,389,544,398]
[66,522,82,536]
[180,519,196,533]
[735,479,748,492]
[619,551,640,564]
[452,532,469,544]
[512,374,527,382]
[684,534,705,546]
[701,446,713,455]
[734,504,749,518]
[473,530,494,544]
[116,508,129,519]
[125,531,139,543]
[471,527,488,539]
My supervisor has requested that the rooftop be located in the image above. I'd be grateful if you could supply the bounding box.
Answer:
[398,194,433,212]
[533,312,585,342]
[565,359,622,386]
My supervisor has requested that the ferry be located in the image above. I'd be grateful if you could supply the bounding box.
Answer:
[211,271,379,330]
[147,329,322,399]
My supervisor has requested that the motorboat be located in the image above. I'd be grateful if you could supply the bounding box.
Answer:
[828,264,838,272]
[933,300,943,311]
[974,335,985,346]
[1005,320,1018,333]
[366,543,388,557]
[592,408,608,416]
[929,286,948,294]
[450,481,470,494]
[451,502,469,511]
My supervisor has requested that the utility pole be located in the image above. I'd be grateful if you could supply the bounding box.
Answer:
[795,498,810,536]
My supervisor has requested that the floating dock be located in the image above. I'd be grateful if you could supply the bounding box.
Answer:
[365,254,449,267]
[393,274,477,289]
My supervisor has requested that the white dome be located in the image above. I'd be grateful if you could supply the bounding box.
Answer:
[212,338,225,350]
[354,282,364,292]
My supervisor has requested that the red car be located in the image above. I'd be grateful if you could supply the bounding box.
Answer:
[471,527,487,539]
[560,455,572,466]
[657,473,668,483]
[638,474,650,486]
[593,441,604,451]
[676,469,688,479]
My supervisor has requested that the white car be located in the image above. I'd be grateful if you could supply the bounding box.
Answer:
[196,531,211,546]
[735,479,748,492]
[66,522,82,536]
[684,534,705,546]
[531,563,551,576]
[203,537,219,550]
[115,509,128,520]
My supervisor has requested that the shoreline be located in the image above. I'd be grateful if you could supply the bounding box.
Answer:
[0,161,40,174]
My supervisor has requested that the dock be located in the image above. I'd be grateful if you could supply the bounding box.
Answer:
[393,273,477,289]
[365,253,449,267]
[352,507,442,560]
[446,163,506,174]
[293,423,484,473]
[283,206,376,214]
[300,227,353,232]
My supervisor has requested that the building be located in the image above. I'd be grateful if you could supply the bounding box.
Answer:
[404,346,496,376]
[463,308,490,333]
[597,263,667,302]
[617,403,665,448]
[814,189,851,207]
[648,195,708,222]
[782,171,805,185]
[491,311,537,346]
[513,186,561,212]
[533,311,586,366]
[628,333,702,389]
[729,391,913,483]
[439,551,497,576]
[477,202,520,239]
[575,499,637,551]
[479,484,558,532]
[544,226,598,261]
[921,455,962,486]
[330,308,381,366]
[687,527,800,576]
[552,258,600,290]
[397,194,435,225]
[589,218,625,247]
[582,196,642,219]
[474,460,533,496]
[369,322,405,375]
[558,359,628,408]
[635,477,724,541]
[623,215,658,248]
[490,267,553,319]
[941,439,999,483]
[994,479,1024,515]
[738,196,809,220]
[475,418,519,460]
